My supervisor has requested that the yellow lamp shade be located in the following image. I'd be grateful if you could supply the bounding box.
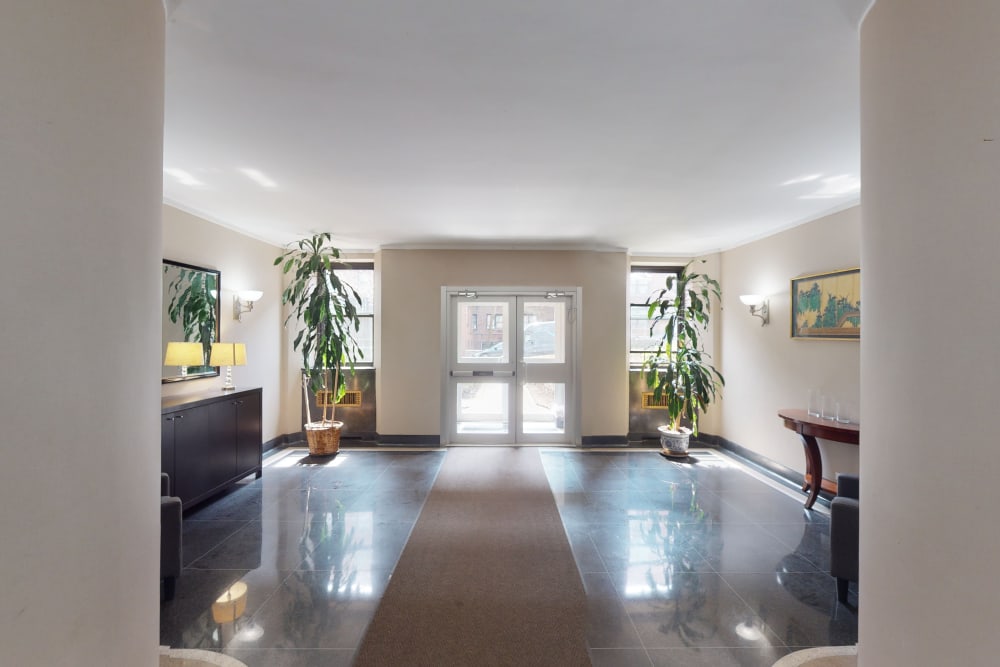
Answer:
[211,581,248,624]
[209,342,247,367]
[164,341,204,367]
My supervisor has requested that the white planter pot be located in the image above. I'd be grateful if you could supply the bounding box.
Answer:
[658,426,692,457]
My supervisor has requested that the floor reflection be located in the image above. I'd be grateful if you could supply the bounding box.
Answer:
[161,447,855,667]
[540,448,855,665]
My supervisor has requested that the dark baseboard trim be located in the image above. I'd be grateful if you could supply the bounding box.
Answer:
[627,432,719,449]
[376,434,442,446]
[267,433,306,452]
[708,432,832,506]
[582,435,629,446]
[341,431,378,441]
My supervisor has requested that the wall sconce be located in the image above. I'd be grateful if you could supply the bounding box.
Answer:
[163,341,204,376]
[209,342,246,391]
[739,294,770,326]
[233,290,263,322]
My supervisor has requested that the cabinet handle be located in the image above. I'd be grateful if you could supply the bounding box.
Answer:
[176,415,184,420]
[165,417,174,422]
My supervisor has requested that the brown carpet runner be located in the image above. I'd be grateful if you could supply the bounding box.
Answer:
[354,447,591,666]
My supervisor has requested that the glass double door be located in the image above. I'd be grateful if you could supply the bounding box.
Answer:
[446,292,576,444]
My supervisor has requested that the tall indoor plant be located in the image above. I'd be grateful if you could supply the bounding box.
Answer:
[644,260,725,457]
[276,233,363,456]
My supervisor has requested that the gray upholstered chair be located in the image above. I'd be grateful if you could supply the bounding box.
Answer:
[161,473,182,601]
[830,473,859,604]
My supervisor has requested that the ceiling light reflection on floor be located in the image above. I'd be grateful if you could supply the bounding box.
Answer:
[735,620,765,642]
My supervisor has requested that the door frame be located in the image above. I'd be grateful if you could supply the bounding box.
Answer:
[439,286,582,446]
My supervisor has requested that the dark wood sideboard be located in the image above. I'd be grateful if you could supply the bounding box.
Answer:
[161,387,263,509]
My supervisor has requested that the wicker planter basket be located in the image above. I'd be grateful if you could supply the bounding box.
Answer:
[305,420,343,456]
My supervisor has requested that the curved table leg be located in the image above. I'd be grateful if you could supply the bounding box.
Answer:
[798,433,822,509]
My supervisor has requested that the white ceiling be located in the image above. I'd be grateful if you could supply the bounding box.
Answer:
[163,0,870,255]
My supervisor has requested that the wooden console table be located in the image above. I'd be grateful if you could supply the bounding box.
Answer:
[778,408,859,509]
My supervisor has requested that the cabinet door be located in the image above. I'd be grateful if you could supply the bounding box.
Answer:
[161,414,176,487]
[204,399,238,492]
[173,406,213,504]
[235,392,262,477]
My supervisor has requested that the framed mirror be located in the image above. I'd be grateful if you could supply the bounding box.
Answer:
[162,259,220,383]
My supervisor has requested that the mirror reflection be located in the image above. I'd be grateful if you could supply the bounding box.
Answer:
[162,259,220,383]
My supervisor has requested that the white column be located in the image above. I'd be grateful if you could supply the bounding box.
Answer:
[860,1,1000,664]
[0,2,164,665]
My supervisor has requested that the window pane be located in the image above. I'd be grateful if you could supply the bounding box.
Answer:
[522,301,565,364]
[629,269,676,364]
[456,301,509,363]
[456,382,508,434]
[334,268,374,315]
[333,266,374,365]
[630,270,674,305]
[522,383,565,434]
[355,316,374,364]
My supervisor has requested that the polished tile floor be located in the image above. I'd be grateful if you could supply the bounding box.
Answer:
[160,447,856,666]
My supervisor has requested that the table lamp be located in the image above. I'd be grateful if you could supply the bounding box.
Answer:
[209,342,246,391]
[164,341,204,377]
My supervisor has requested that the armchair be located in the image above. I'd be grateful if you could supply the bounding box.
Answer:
[830,473,859,604]
[161,473,182,601]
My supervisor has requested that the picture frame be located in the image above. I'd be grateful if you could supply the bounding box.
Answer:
[790,268,860,340]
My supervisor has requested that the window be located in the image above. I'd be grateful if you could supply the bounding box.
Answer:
[334,262,374,366]
[629,266,680,366]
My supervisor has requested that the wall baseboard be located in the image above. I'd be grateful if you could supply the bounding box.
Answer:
[266,434,301,452]
[582,435,629,446]
[376,434,442,446]
[702,432,827,504]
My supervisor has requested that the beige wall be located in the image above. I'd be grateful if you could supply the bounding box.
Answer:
[377,249,629,439]
[0,1,164,663]
[162,205,285,443]
[718,207,860,478]
[860,1,999,663]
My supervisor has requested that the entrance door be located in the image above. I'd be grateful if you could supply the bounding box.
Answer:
[444,290,577,444]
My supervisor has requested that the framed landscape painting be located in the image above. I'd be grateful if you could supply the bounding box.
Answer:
[791,268,860,340]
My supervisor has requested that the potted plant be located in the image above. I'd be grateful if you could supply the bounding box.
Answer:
[644,260,725,457]
[276,233,363,456]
